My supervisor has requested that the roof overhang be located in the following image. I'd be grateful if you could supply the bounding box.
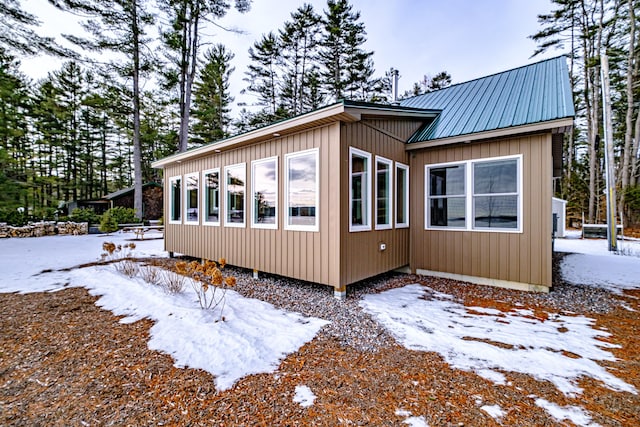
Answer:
[152,101,440,169]
[405,117,574,151]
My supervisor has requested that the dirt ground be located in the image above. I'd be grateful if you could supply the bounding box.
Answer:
[1,261,639,426]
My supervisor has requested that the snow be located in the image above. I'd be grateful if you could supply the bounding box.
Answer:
[0,232,328,391]
[481,404,505,419]
[394,410,429,427]
[402,416,429,427]
[293,385,316,407]
[360,285,636,396]
[1,228,638,401]
[535,398,602,427]
[555,232,640,294]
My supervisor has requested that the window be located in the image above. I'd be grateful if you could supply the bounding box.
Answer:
[184,173,199,224]
[203,168,220,225]
[349,147,371,231]
[425,155,522,232]
[252,157,278,229]
[427,163,466,228]
[285,148,319,231]
[396,163,409,228]
[224,163,246,227]
[473,158,519,229]
[169,176,182,224]
[375,156,392,229]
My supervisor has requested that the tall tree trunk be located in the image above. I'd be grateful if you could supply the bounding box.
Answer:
[132,1,143,219]
[587,0,603,223]
[179,6,200,153]
[632,107,640,186]
[621,0,637,217]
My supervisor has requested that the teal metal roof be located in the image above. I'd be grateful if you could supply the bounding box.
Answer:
[401,56,575,143]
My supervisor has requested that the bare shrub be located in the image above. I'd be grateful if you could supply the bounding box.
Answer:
[140,265,161,285]
[178,259,236,321]
[114,259,139,278]
[101,241,140,278]
[160,270,187,294]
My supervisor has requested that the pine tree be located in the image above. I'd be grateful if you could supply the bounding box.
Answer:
[0,48,31,210]
[159,0,251,153]
[244,32,281,118]
[278,3,323,115]
[0,0,74,56]
[318,0,374,102]
[531,0,622,223]
[192,44,235,145]
[51,0,156,219]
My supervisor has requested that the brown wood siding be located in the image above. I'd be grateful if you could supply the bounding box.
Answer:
[163,123,342,288]
[409,133,553,287]
[339,119,424,286]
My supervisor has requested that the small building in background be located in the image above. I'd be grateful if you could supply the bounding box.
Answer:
[104,182,163,221]
[552,197,567,238]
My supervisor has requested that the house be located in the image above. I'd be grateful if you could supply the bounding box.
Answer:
[104,182,163,221]
[152,56,575,298]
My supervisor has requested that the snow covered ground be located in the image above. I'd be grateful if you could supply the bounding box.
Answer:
[0,232,327,391]
[0,229,638,421]
[555,230,640,294]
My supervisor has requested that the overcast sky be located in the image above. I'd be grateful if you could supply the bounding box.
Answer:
[20,0,560,113]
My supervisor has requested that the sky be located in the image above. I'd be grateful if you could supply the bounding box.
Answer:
[19,0,560,116]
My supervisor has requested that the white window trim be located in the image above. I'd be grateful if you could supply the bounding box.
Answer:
[184,172,199,225]
[168,175,182,225]
[251,156,278,230]
[224,162,246,228]
[284,148,320,232]
[395,162,410,228]
[471,155,523,233]
[349,147,372,232]
[374,155,393,230]
[424,161,467,231]
[202,168,220,226]
[425,154,522,233]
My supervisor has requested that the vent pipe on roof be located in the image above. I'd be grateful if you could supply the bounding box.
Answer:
[391,68,400,105]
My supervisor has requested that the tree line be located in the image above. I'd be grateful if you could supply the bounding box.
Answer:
[2,0,448,221]
[4,0,637,228]
[531,0,640,226]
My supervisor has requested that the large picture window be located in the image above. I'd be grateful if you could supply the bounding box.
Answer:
[224,163,246,227]
[375,156,392,230]
[252,157,278,229]
[285,148,319,231]
[349,147,371,232]
[169,176,182,224]
[425,155,522,232]
[473,158,519,229]
[184,173,199,224]
[395,163,409,228]
[203,168,220,225]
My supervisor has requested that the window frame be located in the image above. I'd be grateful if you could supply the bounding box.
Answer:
[202,168,220,226]
[425,161,467,230]
[472,155,522,232]
[224,162,246,228]
[184,172,200,225]
[374,155,393,230]
[168,175,182,224]
[349,147,372,232]
[284,148,320,232]
[395,162,410,228]
[425,154,522,233]
[251,156,278,230]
